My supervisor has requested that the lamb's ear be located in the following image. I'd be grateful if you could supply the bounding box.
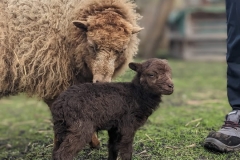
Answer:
[132,27,144,34]
[72,20,88,30]
[129,62,142,72]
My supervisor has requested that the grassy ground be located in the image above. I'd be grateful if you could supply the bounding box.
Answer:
[1,59,239,160]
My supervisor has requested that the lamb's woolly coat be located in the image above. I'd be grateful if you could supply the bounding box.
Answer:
[0,0,142,100]
[50,58,174,160]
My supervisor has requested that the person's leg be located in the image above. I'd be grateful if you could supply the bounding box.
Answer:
[226,0,240,109]
[204,0,240,152]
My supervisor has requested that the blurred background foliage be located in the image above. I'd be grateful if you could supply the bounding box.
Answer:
[135,0,226,61]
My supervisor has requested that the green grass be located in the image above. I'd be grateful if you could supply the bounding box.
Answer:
[1,59,239,160]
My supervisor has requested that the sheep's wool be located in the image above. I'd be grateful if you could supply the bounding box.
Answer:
[0,0,141,99]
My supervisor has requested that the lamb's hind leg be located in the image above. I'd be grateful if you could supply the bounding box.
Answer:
[53,121,95,160]
[44,99,100,149]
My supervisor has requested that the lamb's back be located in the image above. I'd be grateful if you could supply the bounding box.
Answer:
[51,82,137,125]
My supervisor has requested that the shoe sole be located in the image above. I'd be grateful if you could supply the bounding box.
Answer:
[204,137,240,152]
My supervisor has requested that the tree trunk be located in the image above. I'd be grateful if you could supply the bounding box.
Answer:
[138,0,174,58]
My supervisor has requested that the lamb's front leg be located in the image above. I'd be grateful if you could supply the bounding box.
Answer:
[108,128,121,160]
[118,130,135,160]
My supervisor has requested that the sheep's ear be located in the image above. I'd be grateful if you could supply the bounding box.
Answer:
[129,62,142,72]
[72,20,88,30]
[132,27,144,34]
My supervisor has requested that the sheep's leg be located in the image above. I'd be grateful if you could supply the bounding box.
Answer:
[107,128,121,160]
[118,130,135,160]
[53,121,94,160]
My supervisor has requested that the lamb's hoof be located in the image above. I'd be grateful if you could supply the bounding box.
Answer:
[89,133,101,149]
[89,142,100,149]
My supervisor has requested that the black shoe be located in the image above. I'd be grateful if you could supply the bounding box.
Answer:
[204,110,240,152]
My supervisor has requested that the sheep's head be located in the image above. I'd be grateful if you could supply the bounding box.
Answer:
[129,58,174,95]
[73,11,143,83]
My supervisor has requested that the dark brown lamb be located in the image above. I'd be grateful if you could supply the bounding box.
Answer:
[50,58,174,160]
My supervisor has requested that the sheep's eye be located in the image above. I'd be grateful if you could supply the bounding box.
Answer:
[88,40,97,50]
[115,47,126,54]
[89,44,98,52]
[115,50,123,54]
[122,48,127,53]
[121,46,127,53]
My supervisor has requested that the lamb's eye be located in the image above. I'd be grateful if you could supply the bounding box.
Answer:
[148,74,154,78]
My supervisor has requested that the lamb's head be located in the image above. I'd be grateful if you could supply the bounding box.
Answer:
[129,58,174,95]
[73,11,143,83]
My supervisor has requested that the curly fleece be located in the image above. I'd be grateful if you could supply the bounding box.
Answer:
[0,0,141,100]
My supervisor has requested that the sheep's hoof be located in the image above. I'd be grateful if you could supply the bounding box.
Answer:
[89,133,101,149]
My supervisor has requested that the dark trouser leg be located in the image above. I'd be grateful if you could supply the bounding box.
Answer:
[226,0,240,110]
[204,0,240,152]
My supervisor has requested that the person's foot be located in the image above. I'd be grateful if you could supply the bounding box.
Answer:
[204,110,240,152]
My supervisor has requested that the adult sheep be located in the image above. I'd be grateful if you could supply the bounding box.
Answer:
[0,0,142,148]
